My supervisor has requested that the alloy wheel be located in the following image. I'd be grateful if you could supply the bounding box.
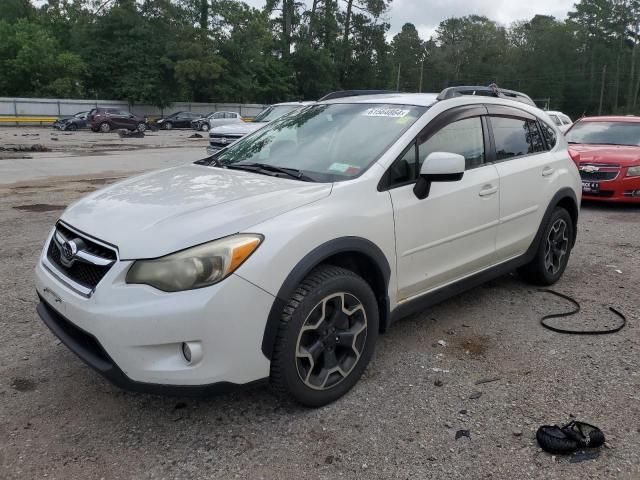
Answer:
[544,218,569,275]
[295,292,367,390]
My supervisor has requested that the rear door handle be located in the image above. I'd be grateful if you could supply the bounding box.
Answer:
[479,185,498,197]
[542,166,555,177]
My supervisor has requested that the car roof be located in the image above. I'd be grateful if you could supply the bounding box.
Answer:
[579,115,640,123]
[318,92,547,114]
[272,101,315,107]
[320,93,439,107]
[546,111,564,115]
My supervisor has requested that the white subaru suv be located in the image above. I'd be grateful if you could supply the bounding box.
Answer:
[35,87,581,407]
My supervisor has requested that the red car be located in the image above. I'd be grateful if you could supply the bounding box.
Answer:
[565,116,640,202]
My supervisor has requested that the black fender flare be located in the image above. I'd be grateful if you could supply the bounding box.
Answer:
[260,236,391,360]
[525,187,579,260]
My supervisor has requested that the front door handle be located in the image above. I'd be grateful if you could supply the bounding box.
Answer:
[479,185,498,197]
[542,166,555,177]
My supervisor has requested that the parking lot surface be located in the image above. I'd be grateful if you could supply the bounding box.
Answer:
[1,128,639,479]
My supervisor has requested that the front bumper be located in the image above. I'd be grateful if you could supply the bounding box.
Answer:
[36,297,267,396]
[582,174,640,202]
[35,255,273,393]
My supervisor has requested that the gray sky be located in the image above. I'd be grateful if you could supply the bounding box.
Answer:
[243,0,577,39]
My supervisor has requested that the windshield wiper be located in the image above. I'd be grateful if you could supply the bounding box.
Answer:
[225,162,315,182]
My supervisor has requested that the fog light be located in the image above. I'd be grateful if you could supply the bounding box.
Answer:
[181,342,192,362]
[181,341,203,365]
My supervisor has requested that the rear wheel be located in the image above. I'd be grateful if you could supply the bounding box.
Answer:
[270,265,378,407]
[137,122,147,133]
[99,122,111,133]
[519,207,573,285]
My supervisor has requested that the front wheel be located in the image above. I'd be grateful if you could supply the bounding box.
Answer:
[137,122,147,133]
[164,121,172,130]
[270,265,378,407]
[200,123,209,132]
[99,122,111,133]
[519,207,574,285]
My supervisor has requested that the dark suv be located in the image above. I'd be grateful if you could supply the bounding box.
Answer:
[88,108,147,133]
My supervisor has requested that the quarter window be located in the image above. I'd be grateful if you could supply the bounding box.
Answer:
[491,116,545,161]
[419,117,485,170]
[388,143,417,185]
[539,121,557,150]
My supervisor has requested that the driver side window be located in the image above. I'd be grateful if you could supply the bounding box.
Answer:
[386,116,486,189]
[419,117,485,171]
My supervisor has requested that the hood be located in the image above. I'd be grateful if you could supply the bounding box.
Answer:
[60,163,332,259]
[570,144,640,167]
[210,122,264,136]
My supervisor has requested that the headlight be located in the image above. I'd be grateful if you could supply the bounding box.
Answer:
[627,166,640,177]
[126,234,263,292]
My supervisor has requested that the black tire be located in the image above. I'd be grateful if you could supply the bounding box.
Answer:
[67,123,78,131]
[270,265,379,407]
[200,123,209,132]
[519,207,574,286]
[164,121,172,130]
[536,426,580,454]
[99,122,111,133]
[137,122,147,133]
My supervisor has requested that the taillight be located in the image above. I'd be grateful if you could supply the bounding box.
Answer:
[568,149,580,163]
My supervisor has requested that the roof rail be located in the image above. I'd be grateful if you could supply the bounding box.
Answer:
[318,90,399,101]
[437,84,536,107]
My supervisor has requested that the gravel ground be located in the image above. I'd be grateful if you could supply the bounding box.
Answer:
[0,126,208,158]
[0,163,638,479]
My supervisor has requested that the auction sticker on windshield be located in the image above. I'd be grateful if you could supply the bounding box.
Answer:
[364,107,410,118]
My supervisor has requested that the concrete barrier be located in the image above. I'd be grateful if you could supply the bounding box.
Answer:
[0,97,267,122]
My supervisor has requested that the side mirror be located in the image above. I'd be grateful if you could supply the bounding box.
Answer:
[413,152,465,200]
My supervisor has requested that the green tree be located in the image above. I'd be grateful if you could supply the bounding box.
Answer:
[390,23,425,91]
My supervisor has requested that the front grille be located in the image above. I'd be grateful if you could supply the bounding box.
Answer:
[579,164,620,182]
[583,190,615,197]
[209,134,243,149]
[45,223,117,292]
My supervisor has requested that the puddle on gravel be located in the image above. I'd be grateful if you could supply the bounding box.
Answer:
[11,377,36,392]
[13,204,66,212]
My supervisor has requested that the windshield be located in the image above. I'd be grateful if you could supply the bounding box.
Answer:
[253,105,301,123]
[212,103,426,182]
[549,114,562,126]
[566,121,640,146]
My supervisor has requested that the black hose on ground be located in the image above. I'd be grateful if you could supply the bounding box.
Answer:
[538,289,626,335]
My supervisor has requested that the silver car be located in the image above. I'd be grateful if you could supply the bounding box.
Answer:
[191,111,244,132]
[207,102,313,155]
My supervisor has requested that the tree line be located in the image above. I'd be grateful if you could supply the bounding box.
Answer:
[1,0,639,117]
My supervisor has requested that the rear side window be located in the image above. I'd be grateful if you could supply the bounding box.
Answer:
[560,115,572,125]
[419,117,485,170]
[490,116,545,161]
